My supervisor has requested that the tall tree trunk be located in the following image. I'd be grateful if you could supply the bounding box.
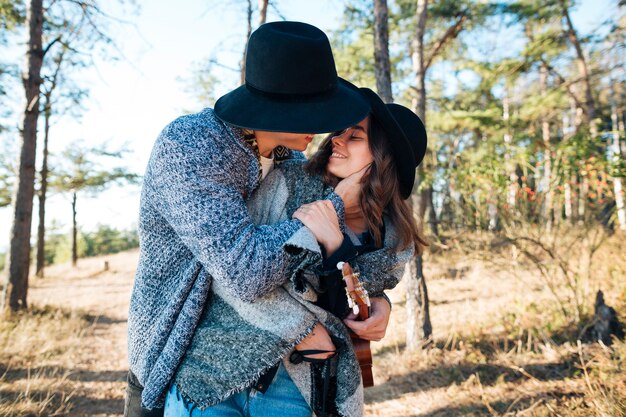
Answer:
[411,0,438,237]
[411,0,427,120]
[258,0,268,26]
[35,49,63,278]
[72,191,78,267]
[564,179,573,221]
[560,0,596,136]
[3,0,44,312]
[610,82,626,230]
[373,0,392,103]
[36,97,51,278]
[503,89,516,209]
[404,254,432,350]
[540,64,553,230]
[578,176,588,224]
[473,189,481,229]
[240,0,253,85]
[405,0,433,353]
[563,98,576,223]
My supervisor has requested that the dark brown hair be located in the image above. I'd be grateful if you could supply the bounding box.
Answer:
[305,116,427,255]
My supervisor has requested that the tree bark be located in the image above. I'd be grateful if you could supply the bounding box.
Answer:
[411,0,427,123]
[503,88,516,209]
[404,254,432,351]
[411,0,438,234]
[3,0,44,312]
[610,82,626,230]
[578,177,588,224]
[540,64,553,230]
[373,0,392,103]
[404,0,433,353]
[36,96,51,278]
[563,98,576,223]
[72,191,78,267]
[240,0,253,85]
[258,0,268,26]
[35,47,64,278]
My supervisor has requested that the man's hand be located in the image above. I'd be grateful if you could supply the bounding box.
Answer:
[295,322,336,360]
[333,164,370,213]
[343,296,391,341]
[293,200,343,255]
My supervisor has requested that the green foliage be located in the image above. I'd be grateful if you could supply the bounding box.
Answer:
[81,225,139,258]
[0,140,15,208]
[330,0,376,87]
[0,0,24,32]
[49,142,140,195]
[41,225,139,265]
[178,60,219,110]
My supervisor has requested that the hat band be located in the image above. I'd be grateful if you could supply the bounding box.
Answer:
[245,81,337,101]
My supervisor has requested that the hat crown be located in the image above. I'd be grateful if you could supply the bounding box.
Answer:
[245,21,338,96]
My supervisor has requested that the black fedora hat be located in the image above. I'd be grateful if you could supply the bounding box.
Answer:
[359,88,427,199]
[214,21,370,133]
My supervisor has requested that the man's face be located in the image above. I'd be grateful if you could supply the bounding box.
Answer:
[254,131,315,155]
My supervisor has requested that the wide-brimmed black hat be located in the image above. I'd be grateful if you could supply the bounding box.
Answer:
[215,21,370,133]
[360,88,427,199]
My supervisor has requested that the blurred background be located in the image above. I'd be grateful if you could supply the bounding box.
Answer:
[0,1,624,416]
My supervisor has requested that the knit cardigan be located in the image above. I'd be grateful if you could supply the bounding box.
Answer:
[127,108,345,409]
[174,159,414,417]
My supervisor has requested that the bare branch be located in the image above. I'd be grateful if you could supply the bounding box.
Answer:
[424,13,467,72]
[269,2,287,20]
[42,35,62,57]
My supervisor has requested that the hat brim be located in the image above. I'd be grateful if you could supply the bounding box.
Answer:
[214,78,370,134]
[360,88,417,199]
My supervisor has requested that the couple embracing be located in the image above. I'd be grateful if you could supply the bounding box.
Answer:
[125,21,427,417]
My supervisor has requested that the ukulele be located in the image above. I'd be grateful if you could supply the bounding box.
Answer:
[338,261,374,388]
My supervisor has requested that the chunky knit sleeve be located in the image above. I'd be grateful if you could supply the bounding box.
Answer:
[351,245,413,297]
[144,121,304,303]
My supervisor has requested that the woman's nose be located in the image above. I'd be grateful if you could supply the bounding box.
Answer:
[332,135,345,146]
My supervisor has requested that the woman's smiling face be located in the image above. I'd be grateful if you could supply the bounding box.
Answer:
[326,116,373,179]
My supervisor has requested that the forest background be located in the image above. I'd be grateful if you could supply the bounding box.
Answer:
[0,0,625,416]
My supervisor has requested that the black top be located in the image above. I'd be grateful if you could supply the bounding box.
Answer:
[316,228,382,319]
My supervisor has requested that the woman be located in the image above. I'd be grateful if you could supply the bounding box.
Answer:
[164,88,427,417]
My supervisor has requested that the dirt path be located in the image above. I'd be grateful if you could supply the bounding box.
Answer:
[29,250,139,417]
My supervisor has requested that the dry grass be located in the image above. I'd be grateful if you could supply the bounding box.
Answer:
[365,230,626,417]
[0,250,134,417]
[0,233,624,416]
[0,305,93,417]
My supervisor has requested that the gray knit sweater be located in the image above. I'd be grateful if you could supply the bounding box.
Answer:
[174,160,413,417]
[127,108,345,408]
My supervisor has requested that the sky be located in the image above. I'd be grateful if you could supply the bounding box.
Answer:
[0,0,617,252]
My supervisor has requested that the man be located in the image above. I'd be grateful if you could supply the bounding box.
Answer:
[125,21,392,416]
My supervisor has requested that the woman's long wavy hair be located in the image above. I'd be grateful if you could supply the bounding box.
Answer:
[305,115,427,255]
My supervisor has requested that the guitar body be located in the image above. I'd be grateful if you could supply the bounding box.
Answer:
[350,333,374,387]
[341,262,375,388]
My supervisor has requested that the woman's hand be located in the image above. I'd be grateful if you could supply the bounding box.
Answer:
[293,200,343,255]
[295,322,336,360]
[333,164,370,213]
[343,296,391,341]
